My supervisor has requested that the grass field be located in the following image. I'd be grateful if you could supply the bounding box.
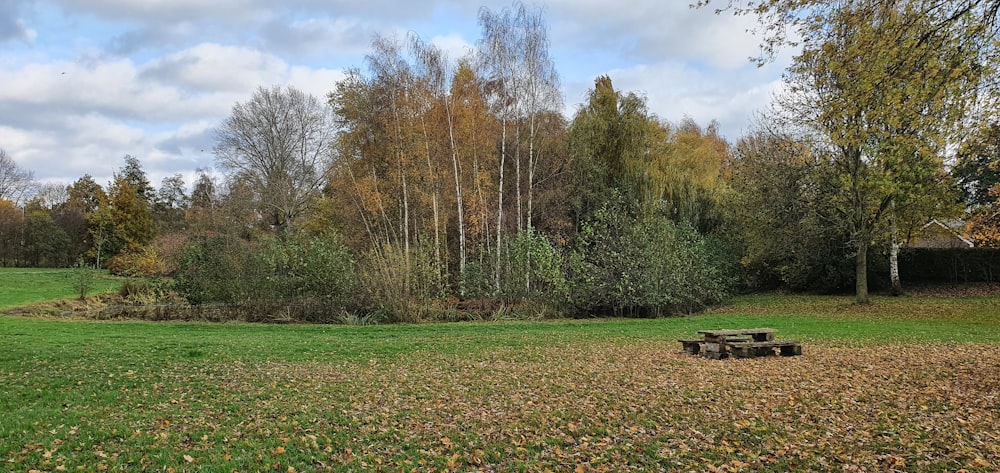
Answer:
[0,267,122,309]
[2,293,999,471]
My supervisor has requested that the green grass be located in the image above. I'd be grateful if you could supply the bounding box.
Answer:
[0,267,122,309]
[2,293,998,471]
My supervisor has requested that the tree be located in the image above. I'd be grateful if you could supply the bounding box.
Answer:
[0,199,22,266]
[66,175,106,214]
[64,175,107,265]
[324,8,569,308]
[153,173,189,232]
[22,210,71,267]
[109,166,156,250]
[71,258,96,300]
[647,118,730,233]
[215,85,336,235]
[0,148,35,206]
[32,183,69,210]
[186,169,220,235]
[958,125,1000,245]
[568,75,652,224]
[725,126,857,291]
[763,1,992,303]
[87,174,155,267]
[955,123,1000,208]
[476,3,562,290]
[119,155,154,204]
[698,0,1000,66]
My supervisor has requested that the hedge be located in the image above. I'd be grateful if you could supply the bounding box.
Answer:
[898,248,1000,283]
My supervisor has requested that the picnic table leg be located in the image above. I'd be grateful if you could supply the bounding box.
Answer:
[703,341,728,359]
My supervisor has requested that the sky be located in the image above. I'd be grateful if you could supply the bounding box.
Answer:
[0,0,793,192]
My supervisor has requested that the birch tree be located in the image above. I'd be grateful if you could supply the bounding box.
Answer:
[478,5,519,291]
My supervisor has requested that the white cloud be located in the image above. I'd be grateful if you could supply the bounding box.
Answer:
[2,0,793,189]
[548,0,762,70]
[287,67,346,101]
[0,41,348,185]
[596,59,785,139]
[141,43,289,93]
[430,33,475,61]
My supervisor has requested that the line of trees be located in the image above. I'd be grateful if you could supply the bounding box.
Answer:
[3,1,1000,319]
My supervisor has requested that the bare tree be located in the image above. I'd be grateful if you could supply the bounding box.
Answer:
[214,86,336,234]
[0,148,36,205]
[33,182,69,209]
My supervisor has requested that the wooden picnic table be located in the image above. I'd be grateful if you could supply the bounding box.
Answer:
[679,328,801,359]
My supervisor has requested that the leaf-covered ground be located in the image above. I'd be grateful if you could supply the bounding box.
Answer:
[4,338,998,472]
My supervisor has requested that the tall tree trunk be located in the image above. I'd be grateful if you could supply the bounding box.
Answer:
[495,117,507,293]
[889,199,902,296]
[474,152,489,254]
[345,162,379,248]
[515,120,523,232]
[371,165,395,246]
[850,147,869,305]
[391,99,410,258]
[526,113,536,232]
[524,112,540,295]
[420,117,441,267]
[445,96,466,289]
[856,238,870,304]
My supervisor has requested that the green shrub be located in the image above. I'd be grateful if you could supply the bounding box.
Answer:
[71,258,96,300]
[106,246,167,277]
[175,234,263,307]
[568,199,731,317]
[358,240,444,323]
[497,230,568,304]
[175,232,356,322]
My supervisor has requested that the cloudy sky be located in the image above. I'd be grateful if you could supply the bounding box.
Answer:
[0,0,792,191]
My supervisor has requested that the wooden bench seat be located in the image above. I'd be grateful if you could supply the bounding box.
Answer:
[698,328,776,343]
[728,340,802,358]
[678,339,703,355]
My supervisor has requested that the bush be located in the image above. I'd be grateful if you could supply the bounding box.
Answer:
[497,230,568,305]
[568,199,731,317]
[175,234,264,307]
[107,246,167,277]
[174,231,356,322]
[260,231,358,322]
[71,258,96,300]
[358,240,445,323]
[899,248,1000,283]
[151,232,189,276]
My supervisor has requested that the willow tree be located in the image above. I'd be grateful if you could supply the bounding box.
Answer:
[569,75,652,223]
[725,0,995,303]
[646,118,730,233]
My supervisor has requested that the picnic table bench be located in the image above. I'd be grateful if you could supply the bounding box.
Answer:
[679,328,801,359]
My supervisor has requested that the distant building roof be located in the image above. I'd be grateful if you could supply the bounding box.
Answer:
[907,219,974,248]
